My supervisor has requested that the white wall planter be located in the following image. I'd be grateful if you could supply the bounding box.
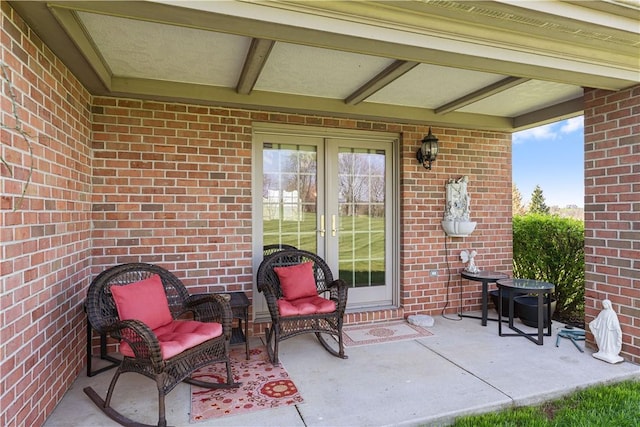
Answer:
[441,220,476,237]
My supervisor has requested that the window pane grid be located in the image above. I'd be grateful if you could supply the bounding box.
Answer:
[338,148,385,288]
[263,143,317,252]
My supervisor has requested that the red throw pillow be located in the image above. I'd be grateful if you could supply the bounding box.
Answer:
[111,274,173,330]
[273,262,318,301]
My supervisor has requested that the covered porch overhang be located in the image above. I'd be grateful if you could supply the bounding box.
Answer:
[10,0,640,131]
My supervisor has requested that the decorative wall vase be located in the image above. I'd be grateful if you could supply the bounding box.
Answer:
[442,220,477,237]
[442,176,476,237]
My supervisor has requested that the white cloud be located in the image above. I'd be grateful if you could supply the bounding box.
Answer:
[513,116,584,144]
[560,116,584,134]
[513,123,557,143]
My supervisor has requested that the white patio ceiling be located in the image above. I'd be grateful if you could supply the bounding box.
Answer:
[10,0,640,131]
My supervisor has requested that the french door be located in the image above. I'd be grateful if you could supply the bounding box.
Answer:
[253,124,398,315]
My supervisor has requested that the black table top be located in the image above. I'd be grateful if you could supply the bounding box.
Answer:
[461,270,509,281]
[496,278,554,291]
[222,291,249,307]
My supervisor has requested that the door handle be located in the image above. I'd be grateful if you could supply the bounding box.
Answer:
[319,214,325,237]
[332,215,337,237]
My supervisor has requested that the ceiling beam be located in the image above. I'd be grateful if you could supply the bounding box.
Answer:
[236,38,275,95]
[4,2,110,93]
[512,97,584,131]
[435,76,530,115]
[345,60,419,105]
[110,76,514,131]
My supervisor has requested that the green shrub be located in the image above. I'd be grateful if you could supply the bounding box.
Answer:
[512,214,585,321]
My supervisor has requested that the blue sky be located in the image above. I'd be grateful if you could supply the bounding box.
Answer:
[512,116,584,208]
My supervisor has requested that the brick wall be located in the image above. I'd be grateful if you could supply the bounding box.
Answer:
[401,127,513,316]
[1,3,93,427]
[584,85,640,364]
[90,101,513,326]
[89,98,255,292]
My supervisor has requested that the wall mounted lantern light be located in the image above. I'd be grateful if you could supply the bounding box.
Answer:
[416,127,439,170]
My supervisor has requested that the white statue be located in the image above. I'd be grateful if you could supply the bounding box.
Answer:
[442,176,476,237]
[460,250,479,273]
[589,299,624,364]
[444,176,471,221]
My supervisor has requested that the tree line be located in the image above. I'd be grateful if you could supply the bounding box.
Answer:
[512,184,583,220]
[512,183,550,215]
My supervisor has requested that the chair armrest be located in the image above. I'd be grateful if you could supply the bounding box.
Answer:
[257,281,277,298]
[108,319,164,368]
[258,280,281,298]
[327,279,349,313]
[183,294,233,340]
[257,282,283,319]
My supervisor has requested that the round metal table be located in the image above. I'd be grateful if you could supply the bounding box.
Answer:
[496,278,555,345]
[460,270,509,326]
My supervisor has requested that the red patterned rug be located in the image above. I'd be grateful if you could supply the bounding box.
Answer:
[190,346,303,422]
[342,320,433,347]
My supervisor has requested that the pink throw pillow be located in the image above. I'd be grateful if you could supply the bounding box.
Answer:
[111,274,173,330]
[273,262,318,301]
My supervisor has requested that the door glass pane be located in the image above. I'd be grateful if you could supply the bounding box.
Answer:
[263,143,317,252]
[337,148,385,288]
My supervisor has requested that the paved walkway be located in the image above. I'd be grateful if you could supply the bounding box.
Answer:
[45,314,639,426]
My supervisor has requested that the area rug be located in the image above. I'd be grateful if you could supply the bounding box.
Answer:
[342,320,433,347]
[190,346,303,422]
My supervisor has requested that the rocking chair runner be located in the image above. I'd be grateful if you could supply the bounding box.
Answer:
[257,249,348,364]
[83,263,239,427]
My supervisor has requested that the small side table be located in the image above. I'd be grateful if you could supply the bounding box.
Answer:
[223,292,250,360]
[497,278,554,345]
[84,301,120,377]
[460,270,509,326]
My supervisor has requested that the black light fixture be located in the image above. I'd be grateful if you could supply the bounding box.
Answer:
[416,127,439,170]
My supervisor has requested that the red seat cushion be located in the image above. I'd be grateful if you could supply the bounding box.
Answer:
[273,261,318,300]
[277,295,337,317]
[111,274,173,330]
[119,320,223,360]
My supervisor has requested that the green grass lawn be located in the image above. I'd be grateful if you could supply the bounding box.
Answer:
[264,214,387,286]
[450,379,640,427]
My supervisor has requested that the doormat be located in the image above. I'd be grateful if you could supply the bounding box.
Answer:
[190,346,303,423]
[342,320,433,347]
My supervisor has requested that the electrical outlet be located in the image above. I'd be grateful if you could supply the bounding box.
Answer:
[429,269,438,277]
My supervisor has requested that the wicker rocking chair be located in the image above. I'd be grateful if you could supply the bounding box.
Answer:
[257,249,348,364]
[83,263,239,427]
[263,243,298,257]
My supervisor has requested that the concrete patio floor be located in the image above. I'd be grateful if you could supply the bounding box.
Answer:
[45,313,640,427]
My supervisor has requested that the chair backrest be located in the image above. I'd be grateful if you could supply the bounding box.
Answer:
[263,244,298,257]
[257,249,334,299]
[85,263,189,333]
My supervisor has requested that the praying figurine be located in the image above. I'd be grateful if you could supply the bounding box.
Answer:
[589,299,624,364]
[460,250,479,274]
